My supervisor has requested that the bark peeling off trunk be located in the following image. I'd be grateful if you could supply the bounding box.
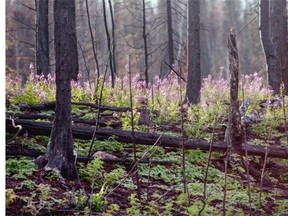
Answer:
[227,29,242,151]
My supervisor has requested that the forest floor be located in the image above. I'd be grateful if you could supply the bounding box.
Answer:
[6,116,288,215]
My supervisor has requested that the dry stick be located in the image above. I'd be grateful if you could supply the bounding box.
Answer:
[85,0,100,95]
[128,55,141,198]
[162,61,186,83]
[146,156,152,201]
[259,146,269,209]
[223,145,232,216]
[199,115,218,216]
[241,86,252,216]
[85,67,108,165]
[179,77,189,198]
[6,116,22,144]
[105,133,164,198]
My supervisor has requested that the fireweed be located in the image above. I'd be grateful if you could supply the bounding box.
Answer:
[6,71,274,135]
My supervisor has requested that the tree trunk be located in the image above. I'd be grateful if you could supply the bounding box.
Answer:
[142,0,149,87]
[45,0,79,179]
[7,119,288,159]
[227,29,242,151]
[166,0,174,68]
[108,0,117,76]
[271,0,288,94]
[102,0,115,88]
[259,0,281,94]
[185,0,201,104]
[35,0,50,78]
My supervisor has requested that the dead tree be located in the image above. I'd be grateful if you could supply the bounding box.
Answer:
[226,28,242,152]
[41,0,79,179]
[35,0,50,78]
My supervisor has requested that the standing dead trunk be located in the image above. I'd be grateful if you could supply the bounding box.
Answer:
[102,0,115,88]
[44,0,79,179]
[270,0,288,94]
[108,0,117,76]
[226,29,242,151]
[259,0,281,94]
[35,0,50,78]
[166,0,174,68]
[142,0,149,88]
[185,0,201,104]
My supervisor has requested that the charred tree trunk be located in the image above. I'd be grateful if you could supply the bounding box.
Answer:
[108,0,117,76]
[102,0,115,88]
[7,119,288,159]
[44,0,79,179]
[227,29,242,151]
[35,0,50,78]
[259,0,281,94]
[166,0,174,69]
[270,0,288,94]
[142,0,149,88]
[185,0,201,104]
[85,0,100,87]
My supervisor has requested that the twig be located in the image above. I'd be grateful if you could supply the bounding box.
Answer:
[178,76,189,199]
[85,66,108,165]
[104,133,164,198]
[162,61,186,83]
[241,84,252,216]
[6,116,22,144]
[259,146,269,209]
[128,54,141,198]
[199,115,218,215]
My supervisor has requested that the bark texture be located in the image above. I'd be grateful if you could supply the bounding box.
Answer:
[227,29,242,151]
[185,0,201,104]
[271,0,288,94]
[259,0,281,94]
[46,0,79,179]
[6,119,288,159]
[35,0,50,77]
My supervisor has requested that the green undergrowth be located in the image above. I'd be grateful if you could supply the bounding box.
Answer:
[6,73,288,214]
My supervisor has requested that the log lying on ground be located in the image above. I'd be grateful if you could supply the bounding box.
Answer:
[19,101,132,112]
[6,113,121,128]
[6,119,288,159]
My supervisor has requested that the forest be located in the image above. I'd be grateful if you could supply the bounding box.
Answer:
[5,0,288,215]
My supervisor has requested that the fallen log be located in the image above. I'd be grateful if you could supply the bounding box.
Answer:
[19,101,132,112]
[6,119,288,159]
[6,113,121,128]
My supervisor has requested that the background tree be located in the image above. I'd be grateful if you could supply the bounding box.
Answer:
[35,0,50,78]
[45,0,79,179]
[185,0,201,104]
[259,0,281,94]
[270,0,288,93]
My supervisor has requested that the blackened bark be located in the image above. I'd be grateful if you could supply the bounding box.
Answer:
[7,119,288,159]
[271,0,288,94]
[102,0,115,88]
[35,0,50,78]
[142,0,149,88]
[227,29,242,151]
[185,0,201,104]
[259,0,281,94]
[108,0,117,76]
[46,0,79,179]
[166,0,174,68]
